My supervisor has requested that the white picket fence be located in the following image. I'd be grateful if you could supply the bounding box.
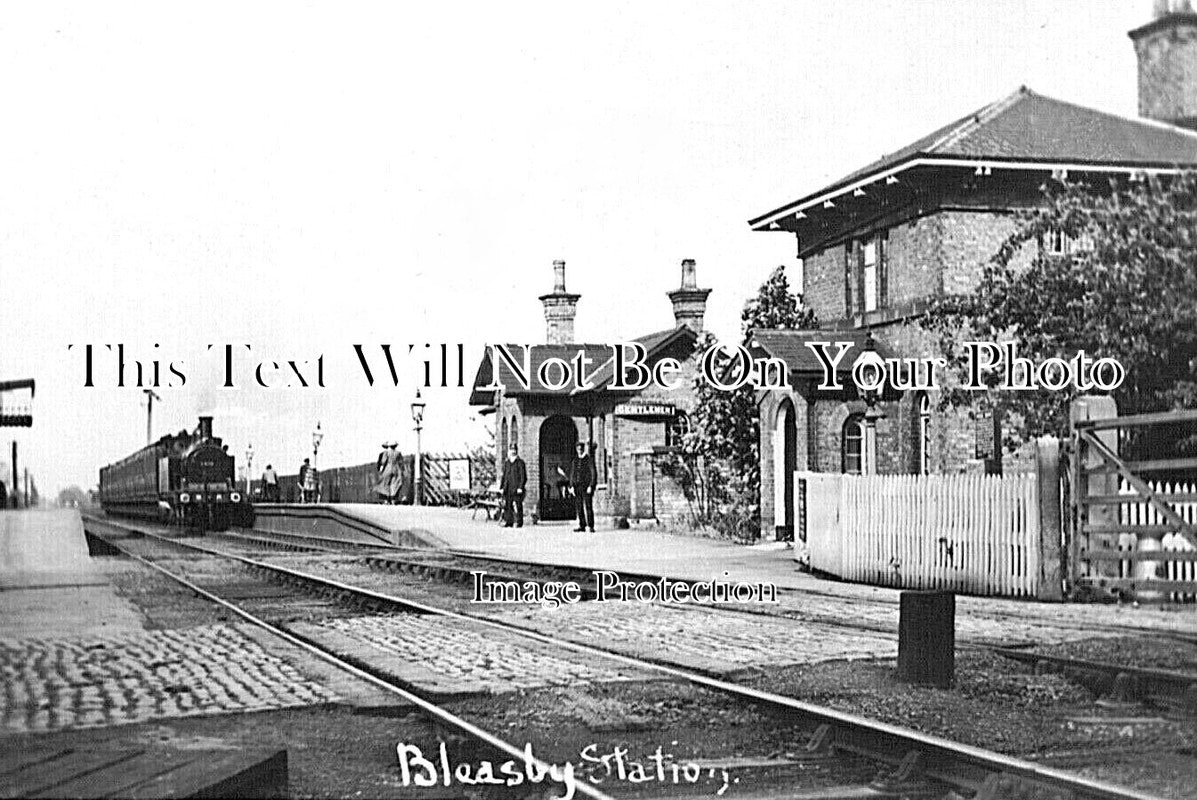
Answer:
[800,471,1042,597]
[1116,480,1197,601]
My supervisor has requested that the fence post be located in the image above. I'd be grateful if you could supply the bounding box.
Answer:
[1035,436,1063,600]
[1069,396,1119,592]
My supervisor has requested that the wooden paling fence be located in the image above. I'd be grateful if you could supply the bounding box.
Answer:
[1116,480,1197,602]
[802,471,1043,598]
[253,451,494,506]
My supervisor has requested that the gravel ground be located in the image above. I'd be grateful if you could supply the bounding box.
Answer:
[1032,635,1197,672]
[92,543,1197,798]
[738,650,1197,799]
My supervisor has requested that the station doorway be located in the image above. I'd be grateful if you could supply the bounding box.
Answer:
[774,399,797,540]
[539,415,577,521]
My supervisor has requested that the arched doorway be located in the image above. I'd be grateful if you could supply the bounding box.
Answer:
[538,415,577,521]
[774,399,797,540]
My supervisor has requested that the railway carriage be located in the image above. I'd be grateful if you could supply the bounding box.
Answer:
[99,415,252,530]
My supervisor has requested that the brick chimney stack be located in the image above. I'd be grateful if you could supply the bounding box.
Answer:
[539,260,580,344]
[1130,0,1197,130]
[667,259,712,332]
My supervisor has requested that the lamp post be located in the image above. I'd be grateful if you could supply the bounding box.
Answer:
[411,389,426,505]
[311,422,324,504]
[856,333,886,475]
[311,422,323,468]
[245,443,254,496]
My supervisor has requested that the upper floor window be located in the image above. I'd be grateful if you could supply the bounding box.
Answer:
[863,239,879,313]
[845,231,888,317]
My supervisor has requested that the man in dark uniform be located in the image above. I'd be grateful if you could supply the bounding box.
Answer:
[500,445,527,527]
[570,441,597,532]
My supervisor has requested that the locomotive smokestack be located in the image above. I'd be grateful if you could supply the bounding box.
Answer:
[197,416,213,440]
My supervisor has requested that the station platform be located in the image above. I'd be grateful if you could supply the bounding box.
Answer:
[0,509,144,638]
[270,503,1197,638]
[252,503,448,548]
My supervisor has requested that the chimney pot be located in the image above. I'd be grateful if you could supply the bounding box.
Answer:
[680,258,697,290]
[552,259,567,293]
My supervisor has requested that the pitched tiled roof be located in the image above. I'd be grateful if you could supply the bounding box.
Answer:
[749,329,892,375]
[750,87,1197,228]
[468,326,698,406]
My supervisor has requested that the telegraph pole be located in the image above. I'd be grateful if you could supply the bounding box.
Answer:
[144,389,161,445]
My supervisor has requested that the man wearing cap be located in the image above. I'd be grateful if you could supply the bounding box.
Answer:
[569,441,597,532]
[500,445,527,527]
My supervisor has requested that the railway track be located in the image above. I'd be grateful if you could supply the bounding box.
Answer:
[83,515,1169,800]
[209,526,1197,711]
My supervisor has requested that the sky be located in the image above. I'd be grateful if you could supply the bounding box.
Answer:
[0,1,1152,496]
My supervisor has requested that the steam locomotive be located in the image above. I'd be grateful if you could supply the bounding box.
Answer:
[99,416,252,530]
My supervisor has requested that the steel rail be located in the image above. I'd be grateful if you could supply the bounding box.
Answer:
[88,517,1167,800]
[82,519,614,800]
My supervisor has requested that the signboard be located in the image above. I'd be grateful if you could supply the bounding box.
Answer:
[448,458,471,491]
[0,378,34,427]
[974,410,998,461]
[614,402,675,418]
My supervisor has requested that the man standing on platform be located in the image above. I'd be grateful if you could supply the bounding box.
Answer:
[570,441,597,532]
[298,458,311,503]
[500,445,526,528]
[262,464,279,502]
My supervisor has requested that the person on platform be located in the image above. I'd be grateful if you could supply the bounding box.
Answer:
[262,464,279,502]
[376,441,403,505]
[298,458,312,503]
[0,480,6,510]
[570,441,597,532]
[500,445,527,528]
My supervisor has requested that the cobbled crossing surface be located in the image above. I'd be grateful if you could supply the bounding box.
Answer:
[489,602,897,669]
[312,615,638,690]
[0,623,336,735]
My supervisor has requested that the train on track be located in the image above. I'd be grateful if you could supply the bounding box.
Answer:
[99,415,252,530]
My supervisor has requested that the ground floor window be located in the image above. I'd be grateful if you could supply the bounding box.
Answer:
[842,414,864,474]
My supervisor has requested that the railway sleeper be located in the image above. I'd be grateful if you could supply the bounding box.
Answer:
[968,772,1075,800]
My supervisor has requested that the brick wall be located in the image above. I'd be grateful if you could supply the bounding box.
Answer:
[802,247,844,322]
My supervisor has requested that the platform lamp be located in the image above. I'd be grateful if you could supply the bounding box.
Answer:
[411,389,426,506]
[245,443,254,496]
[856,333,887,475]
[311,422,323,469]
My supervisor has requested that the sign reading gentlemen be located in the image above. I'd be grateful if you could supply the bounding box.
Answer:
[614,402,675,418]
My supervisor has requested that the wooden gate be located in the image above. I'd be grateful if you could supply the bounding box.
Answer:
[1070,407,1197,600]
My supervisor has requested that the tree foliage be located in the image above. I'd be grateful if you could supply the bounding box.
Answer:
[922,173,1197,449]
[666,265,817,539]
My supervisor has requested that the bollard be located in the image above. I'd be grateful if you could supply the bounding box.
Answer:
[897,590,955,688]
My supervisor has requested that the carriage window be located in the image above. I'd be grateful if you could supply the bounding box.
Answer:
[842,414,864,475]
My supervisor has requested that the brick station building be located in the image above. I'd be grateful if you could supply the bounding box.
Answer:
[469,260,711,525]
[749,3,1197,541]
